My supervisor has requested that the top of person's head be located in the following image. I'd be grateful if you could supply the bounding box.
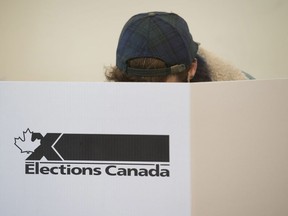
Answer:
[116,11,199,77]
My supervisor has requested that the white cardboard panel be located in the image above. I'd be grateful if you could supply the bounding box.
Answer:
[190,79,288,216]
[1,79,288,216]
[0,82,191,216]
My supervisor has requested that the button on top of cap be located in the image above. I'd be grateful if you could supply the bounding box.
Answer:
[148,12,156,16]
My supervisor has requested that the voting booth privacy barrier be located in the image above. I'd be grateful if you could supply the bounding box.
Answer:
[0,79,288,216]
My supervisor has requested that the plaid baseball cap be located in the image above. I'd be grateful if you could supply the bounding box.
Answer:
[116,12,199,76]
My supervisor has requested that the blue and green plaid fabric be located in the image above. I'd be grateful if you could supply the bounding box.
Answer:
[116,12,198,76]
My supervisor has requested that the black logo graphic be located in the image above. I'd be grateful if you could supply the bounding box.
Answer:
[15,129,169,162]
[15,129,170,177]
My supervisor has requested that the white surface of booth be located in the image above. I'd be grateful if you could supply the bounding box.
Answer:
[0,80,288,216]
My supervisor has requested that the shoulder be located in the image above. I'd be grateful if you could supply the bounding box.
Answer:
[198,47,254,81]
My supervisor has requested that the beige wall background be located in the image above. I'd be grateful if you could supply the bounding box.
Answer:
[0,0,287,81]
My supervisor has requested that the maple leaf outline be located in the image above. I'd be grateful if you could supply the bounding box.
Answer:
[14,128,41,154]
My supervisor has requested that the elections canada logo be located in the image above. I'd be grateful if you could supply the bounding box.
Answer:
[14,129,170,177]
